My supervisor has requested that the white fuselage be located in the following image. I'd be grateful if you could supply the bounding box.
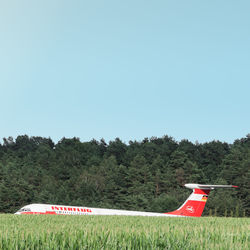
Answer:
[15,204,180,217]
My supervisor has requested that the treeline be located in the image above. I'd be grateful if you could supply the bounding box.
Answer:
[0,135,249,216]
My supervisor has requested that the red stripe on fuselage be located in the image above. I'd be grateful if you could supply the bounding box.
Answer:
[21,211,57,215]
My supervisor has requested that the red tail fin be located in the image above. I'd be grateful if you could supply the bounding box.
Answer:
[165,184,238,217]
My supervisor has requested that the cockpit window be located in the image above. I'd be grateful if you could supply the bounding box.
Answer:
[18,208,31,212]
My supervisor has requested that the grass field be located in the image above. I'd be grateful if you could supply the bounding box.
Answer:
[0,215,249,249]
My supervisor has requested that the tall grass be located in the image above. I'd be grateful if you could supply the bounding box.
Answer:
[0,215,249,249]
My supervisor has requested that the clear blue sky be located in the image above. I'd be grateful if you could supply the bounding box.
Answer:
[0,0,249,144]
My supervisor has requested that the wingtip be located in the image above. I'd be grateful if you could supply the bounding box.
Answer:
[232,185,239,188]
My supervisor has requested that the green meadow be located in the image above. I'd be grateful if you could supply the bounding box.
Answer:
[0,215,249,249]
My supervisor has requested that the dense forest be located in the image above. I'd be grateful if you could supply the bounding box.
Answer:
[0,135,249,216]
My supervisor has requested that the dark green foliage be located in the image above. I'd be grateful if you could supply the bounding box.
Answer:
[0,135,249,216]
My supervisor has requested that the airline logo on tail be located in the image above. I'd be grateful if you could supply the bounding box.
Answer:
[186,206,195,213]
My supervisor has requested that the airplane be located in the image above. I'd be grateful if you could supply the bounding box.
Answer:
[15,183,238,217]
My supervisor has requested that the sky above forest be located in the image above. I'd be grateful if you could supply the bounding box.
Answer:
[0,0,249,144]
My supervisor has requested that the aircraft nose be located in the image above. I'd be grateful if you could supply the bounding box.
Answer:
[14,212,20,215]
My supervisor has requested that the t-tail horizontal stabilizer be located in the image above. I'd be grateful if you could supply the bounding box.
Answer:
[165,183,238,217]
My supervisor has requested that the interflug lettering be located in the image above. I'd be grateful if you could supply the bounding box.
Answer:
[51,206,92,213]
